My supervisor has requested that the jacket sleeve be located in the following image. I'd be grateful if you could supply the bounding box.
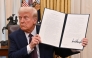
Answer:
[54,47,80,57]
[8,35,28,58]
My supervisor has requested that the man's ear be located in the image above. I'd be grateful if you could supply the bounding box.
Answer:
[33,18,37,24]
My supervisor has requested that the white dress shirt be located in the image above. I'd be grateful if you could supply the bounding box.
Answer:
[25,26,40,58]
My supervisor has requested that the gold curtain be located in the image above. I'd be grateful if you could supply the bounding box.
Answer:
[40,0,71,19]
[40,0,71,58]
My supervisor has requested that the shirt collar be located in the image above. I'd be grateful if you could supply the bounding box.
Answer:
[25,26,36,36]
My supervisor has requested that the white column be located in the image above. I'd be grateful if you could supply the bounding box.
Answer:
[71,0,81,14]
[0,0,6,41]
[12,0,21,16]
[0,0,1,41]
[12,0,21,24]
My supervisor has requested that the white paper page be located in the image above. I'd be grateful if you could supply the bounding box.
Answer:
[39,8,65,47]
[61,14,89,49]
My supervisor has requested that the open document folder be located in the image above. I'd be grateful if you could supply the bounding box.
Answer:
[39,8,90,50]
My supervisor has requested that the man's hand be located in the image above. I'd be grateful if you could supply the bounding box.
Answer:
[29,34,41,49]
[71,38,88,52]
[82,38,88,47]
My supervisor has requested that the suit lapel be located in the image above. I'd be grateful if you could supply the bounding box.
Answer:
[17,29,28,47]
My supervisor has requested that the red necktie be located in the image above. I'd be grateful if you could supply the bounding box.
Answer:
[29,34,38,58]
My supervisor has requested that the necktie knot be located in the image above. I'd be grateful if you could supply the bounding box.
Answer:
[28,34,33,43]
[28,34,33,38]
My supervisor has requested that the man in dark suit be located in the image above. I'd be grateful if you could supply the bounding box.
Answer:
[8,7,88,58]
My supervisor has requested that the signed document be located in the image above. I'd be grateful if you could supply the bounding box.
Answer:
[39,8,89,49]
[61,14,89,49]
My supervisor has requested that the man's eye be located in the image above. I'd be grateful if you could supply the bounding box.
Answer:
[24,16,28,19]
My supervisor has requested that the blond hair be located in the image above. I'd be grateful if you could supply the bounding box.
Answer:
[18,7,38,19]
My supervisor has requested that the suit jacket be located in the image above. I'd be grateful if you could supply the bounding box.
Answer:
[8,25,79,58]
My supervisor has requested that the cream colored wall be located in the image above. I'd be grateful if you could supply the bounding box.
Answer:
[71,0,92,58]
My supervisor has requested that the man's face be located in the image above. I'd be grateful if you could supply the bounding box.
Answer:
[18,11,37,32]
